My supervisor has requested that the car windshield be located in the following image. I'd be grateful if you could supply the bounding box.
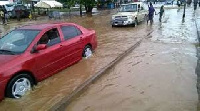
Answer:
[119,4,137,12]
[0,29,40,55]
[4,4,14,11]
[5,4,14,7]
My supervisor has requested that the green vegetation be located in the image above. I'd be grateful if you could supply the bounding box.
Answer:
[57,0,97,13]
[50,8,85,12]
[80,0,96,13]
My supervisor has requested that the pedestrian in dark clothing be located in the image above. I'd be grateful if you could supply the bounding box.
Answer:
[154,0,158,4]
[2,6,7,24]
[16,9,21,21]
[198,1,200,7]
[199,1,200,7]
[159,5,164,22]
[3,8,8,24]
[194,0,198,10]
[147,2,155,25]
[177,0,181,7]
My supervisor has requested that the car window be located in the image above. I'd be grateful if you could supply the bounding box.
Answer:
[38,28,61,46]
[119,4,137,12]
[138,4,140,9]
[61,25,82,40]
[141,6,144,10]
[0,29,40,54]
[76,27,82,35]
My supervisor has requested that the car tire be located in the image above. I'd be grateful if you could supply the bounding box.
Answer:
[132,23,136,27]
[6,73,34,98]
[144,14,147,22]
[135,18,138,26]
[82,45,92,58]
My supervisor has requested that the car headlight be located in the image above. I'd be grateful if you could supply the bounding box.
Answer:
[127,16,133,21]
[112,16,115,20]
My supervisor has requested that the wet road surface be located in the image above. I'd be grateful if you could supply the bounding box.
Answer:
[65,8,198,111]
[0,10,153,110]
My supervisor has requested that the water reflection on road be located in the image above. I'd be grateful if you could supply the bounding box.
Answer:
[65,8,198,111]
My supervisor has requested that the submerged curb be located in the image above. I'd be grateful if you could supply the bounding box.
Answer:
[49,39,143,111]
[196,24,200,42]
[194,10,200,110]
[154,6,179,9]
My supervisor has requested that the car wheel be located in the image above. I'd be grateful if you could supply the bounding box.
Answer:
[83,45,92,58]
[135,18,138,26]
[144,14,147,22]
[132,23,136,27]
[6,73,34,98]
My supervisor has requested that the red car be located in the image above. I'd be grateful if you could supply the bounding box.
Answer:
[0,22,97,100]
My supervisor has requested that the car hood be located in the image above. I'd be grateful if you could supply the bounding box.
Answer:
[0,54,19,67]
[113,12,137,17]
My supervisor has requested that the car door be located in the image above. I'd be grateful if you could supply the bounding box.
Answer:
[140,6,147,21]
[32,27,63,79]
[137,4,143,22]
[59,25,83,67]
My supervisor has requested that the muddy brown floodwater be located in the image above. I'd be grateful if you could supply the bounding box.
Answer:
[0,10,153,110]
[65,8,198,111]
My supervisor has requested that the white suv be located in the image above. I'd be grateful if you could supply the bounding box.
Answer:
[111,2,148,27]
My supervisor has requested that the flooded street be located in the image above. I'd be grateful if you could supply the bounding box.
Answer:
[0,6,198,111]
[0,9,153,110]
[65,8,198,111]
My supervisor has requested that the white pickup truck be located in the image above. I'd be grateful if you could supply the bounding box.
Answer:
[111,2,148,27]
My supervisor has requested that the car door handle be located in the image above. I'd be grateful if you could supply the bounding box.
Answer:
[80,36,83,40]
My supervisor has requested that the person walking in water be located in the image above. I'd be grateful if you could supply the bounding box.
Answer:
[159,5,164,22]
[177,0,181,7]
[147,2,155,25]
[15,8,21,21]
[0,9,5,25]
[3,7,8,24]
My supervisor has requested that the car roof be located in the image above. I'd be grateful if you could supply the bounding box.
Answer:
[18,22,76,30]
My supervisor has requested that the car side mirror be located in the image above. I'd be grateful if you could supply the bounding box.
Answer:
[36,44,47,51]
[32,44,47,53]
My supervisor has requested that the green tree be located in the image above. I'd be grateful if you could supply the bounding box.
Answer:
[21,0,30,4]
[67,0,76,8]
[65,0,96,14]
[58,0,96,15]
[80,0,96,14]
